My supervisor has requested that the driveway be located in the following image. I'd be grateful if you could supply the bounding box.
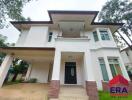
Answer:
[0,83,49,100]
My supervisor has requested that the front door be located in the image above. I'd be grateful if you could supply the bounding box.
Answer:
[65,62,77,84]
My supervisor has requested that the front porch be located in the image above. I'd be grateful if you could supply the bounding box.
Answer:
[0,83,89,100]
[0,47,99,100]
[0,83,49,100]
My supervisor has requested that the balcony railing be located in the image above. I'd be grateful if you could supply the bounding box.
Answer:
[57,35,88,38]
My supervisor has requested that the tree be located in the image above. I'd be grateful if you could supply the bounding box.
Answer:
[0,34,8,65]
[11,59,29,81]
[0,0,32,28]
[98,0,132,49]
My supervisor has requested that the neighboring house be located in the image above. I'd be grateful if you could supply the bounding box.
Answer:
[121,47,132,80]
[0,10,130,100]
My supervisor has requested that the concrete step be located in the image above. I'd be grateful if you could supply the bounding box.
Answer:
[59,96,88,100]
[59,85,88,100]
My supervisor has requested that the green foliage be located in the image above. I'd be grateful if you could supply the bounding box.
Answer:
[0,34,8,65]
[11,59,29,81]
[98,0,132,48]
[12,59,29,74]
[28,78,37,83]
[99,91,132,100]
[0,0,32,28]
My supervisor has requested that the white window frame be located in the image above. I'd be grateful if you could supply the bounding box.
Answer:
[99,28,110,41]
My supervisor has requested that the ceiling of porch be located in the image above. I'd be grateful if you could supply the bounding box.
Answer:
[0,47,55,63]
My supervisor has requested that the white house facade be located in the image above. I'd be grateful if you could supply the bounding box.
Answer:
[0,11,130,100]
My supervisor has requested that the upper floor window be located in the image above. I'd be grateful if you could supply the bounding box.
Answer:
[100,30,110,40]
[48,32,53,42]
[93,31,99,42]
[98,58,109,81]
[108,58,122,77]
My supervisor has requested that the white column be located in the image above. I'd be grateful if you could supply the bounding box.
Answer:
[51,50,61,80]
[0,55,13,87]
[104,56,113,80]
[84,51,95,81]
[25,64,32,81]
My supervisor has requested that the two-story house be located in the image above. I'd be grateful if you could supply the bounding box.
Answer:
[0,10,130,100]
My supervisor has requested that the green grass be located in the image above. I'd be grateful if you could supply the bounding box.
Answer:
[99,91,132,100]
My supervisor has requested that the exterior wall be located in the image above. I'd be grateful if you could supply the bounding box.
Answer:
[15,30,29,46]
[60,56,84,85]
[29,62,50,83]
[13,24,130,90]
[88,28,117,50]
[16,26,49,47]
[121,49,132,68]
[15,27,117,49]
[91,48,130,90]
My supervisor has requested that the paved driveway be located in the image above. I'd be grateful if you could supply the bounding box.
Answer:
[0,83,49,100]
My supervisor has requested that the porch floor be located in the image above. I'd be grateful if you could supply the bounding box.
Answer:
[0,83,49,100]
[0,83,89,100]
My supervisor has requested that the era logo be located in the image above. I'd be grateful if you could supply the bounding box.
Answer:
[109,75,128,96]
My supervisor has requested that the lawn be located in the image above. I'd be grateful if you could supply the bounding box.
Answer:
[99,91,132,100]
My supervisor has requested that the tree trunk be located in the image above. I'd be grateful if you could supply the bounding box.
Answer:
[12,73,18,82]
[117,31,132,50]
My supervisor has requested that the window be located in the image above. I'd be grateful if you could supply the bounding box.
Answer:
[48,32,53,42]
[98,58,109,81]
[93,31,99,42]
[108,58,122,77]
[100,30,110,40]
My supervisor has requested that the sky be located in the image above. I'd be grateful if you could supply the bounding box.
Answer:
[0,0,131,44]
[0,0,108,43]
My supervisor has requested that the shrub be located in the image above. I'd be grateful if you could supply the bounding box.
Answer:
[28,78,37,83]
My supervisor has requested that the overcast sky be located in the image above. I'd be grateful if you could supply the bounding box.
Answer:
[0,0,131,43]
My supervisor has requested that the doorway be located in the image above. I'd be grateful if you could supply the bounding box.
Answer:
[65,62,77,84]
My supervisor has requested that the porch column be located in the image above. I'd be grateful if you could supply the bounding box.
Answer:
[0,54,13,87]
[48,50,61,98]
[84,51,99,100]
[25,64,32,81]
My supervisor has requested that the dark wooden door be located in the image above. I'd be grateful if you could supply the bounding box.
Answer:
[65,62,77,84]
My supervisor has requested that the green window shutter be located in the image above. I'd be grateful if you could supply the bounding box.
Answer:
[99,58,109,81]
[93,31,99,42]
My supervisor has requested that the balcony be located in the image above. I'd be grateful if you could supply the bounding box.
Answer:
[55,35,90,42]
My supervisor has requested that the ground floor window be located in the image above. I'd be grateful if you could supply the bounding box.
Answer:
[98,58,109,81]
[108,58,122,77]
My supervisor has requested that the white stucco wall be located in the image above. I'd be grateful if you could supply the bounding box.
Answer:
[16,26,49,47]
[91,48,130,90]
[13,25,130,90]
[15,30,29,47]
[121,49,132,69]
[121,51,131,65]
[29,62,50,83]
